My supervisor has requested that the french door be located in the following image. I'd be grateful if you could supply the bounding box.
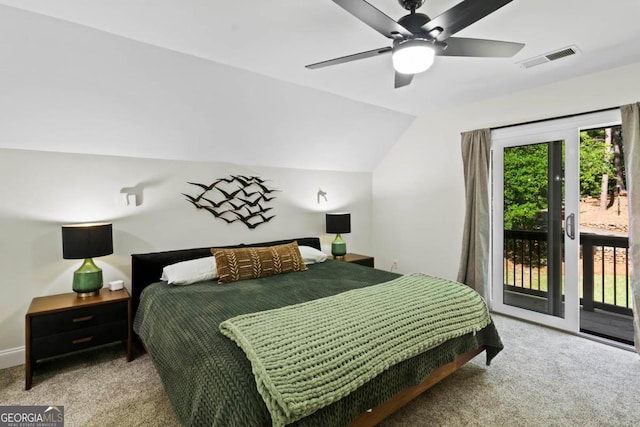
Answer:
[490,110,620,332]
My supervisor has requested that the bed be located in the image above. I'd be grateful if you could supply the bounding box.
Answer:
[132,237,503,426]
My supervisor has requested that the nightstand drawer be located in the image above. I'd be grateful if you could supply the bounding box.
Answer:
[30,301,127,338]
[31,320,128,360]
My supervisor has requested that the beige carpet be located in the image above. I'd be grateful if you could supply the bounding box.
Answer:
[1,314,639,426]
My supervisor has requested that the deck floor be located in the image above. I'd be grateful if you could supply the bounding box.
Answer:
[580,308,634,344]
[504,290,634,344]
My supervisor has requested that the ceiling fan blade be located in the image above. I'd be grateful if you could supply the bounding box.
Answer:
[333,0,413,39]
[394,72,414,89]
[422,0,514,40]
[306,46,392,69]
[437,37,524,57]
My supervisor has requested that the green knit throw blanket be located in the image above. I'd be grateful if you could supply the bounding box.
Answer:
[219,273,491,427]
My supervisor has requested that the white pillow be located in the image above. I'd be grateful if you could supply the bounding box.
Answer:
[161,256,218,285]
[299,245,328,265]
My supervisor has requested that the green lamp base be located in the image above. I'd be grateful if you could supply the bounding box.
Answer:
[331,233,347,260]
[73,258,103,298]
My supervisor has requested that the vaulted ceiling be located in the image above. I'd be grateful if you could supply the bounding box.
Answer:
[2,0,640,170]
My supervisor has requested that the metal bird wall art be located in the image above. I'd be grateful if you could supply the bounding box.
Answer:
[183,175,279,229]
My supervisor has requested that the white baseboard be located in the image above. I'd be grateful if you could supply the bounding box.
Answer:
[0,346,25,369]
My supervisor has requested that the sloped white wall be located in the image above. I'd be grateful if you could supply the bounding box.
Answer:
[0,149,371,364]
[372,61,640,278]
[0,4,413,172]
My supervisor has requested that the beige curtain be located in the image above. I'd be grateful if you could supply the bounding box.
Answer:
[457,129,491,297]
[621,102,640,354]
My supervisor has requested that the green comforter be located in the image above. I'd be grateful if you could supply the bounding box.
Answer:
[134,260,503,426]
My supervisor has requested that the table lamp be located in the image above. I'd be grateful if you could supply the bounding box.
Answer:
[62,223,113,297]
[326,213,351,259]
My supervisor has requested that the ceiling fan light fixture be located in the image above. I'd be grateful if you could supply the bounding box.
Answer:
[392,39,435,74]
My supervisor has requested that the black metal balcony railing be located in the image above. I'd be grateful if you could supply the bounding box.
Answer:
[503,229,633,316]
[580,233,632,315]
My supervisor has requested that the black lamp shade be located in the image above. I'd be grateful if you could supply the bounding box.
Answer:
[62,223,113,259]
[326,213,351,234]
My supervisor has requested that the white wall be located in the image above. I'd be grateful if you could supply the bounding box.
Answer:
[372,60,640,278]
[0,148,371,366]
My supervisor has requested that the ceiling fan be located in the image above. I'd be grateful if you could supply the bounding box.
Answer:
[306,0,525,88]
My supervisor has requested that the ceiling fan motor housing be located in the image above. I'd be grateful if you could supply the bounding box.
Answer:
[398,0,426,11]
[397,13,431,37]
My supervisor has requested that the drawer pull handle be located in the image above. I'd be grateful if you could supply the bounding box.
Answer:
[72,336,93,345]
[72,315,93,323]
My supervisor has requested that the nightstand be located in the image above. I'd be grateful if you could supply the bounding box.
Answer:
[334,253,375,268]
[25,288,132,390]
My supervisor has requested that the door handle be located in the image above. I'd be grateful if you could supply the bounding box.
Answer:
[566,213,575,240]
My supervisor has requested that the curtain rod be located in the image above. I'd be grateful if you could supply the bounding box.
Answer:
[491,106,620,131]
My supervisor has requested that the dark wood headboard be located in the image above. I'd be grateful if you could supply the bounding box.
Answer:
[130,237,321,313]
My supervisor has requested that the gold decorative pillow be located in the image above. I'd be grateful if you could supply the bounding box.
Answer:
[211,242,307,284]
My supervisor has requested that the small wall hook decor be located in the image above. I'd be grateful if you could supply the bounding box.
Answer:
[317,189,328,204]
[120,185,143,206]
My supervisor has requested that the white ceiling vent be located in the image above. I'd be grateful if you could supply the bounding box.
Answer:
[519,45,580,69]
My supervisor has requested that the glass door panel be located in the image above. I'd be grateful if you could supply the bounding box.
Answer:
[502,141,565,318]
[578,125,634,344]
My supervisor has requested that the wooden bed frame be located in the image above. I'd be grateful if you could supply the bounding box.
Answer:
[349,346,485,426]
[131,236,487,426]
